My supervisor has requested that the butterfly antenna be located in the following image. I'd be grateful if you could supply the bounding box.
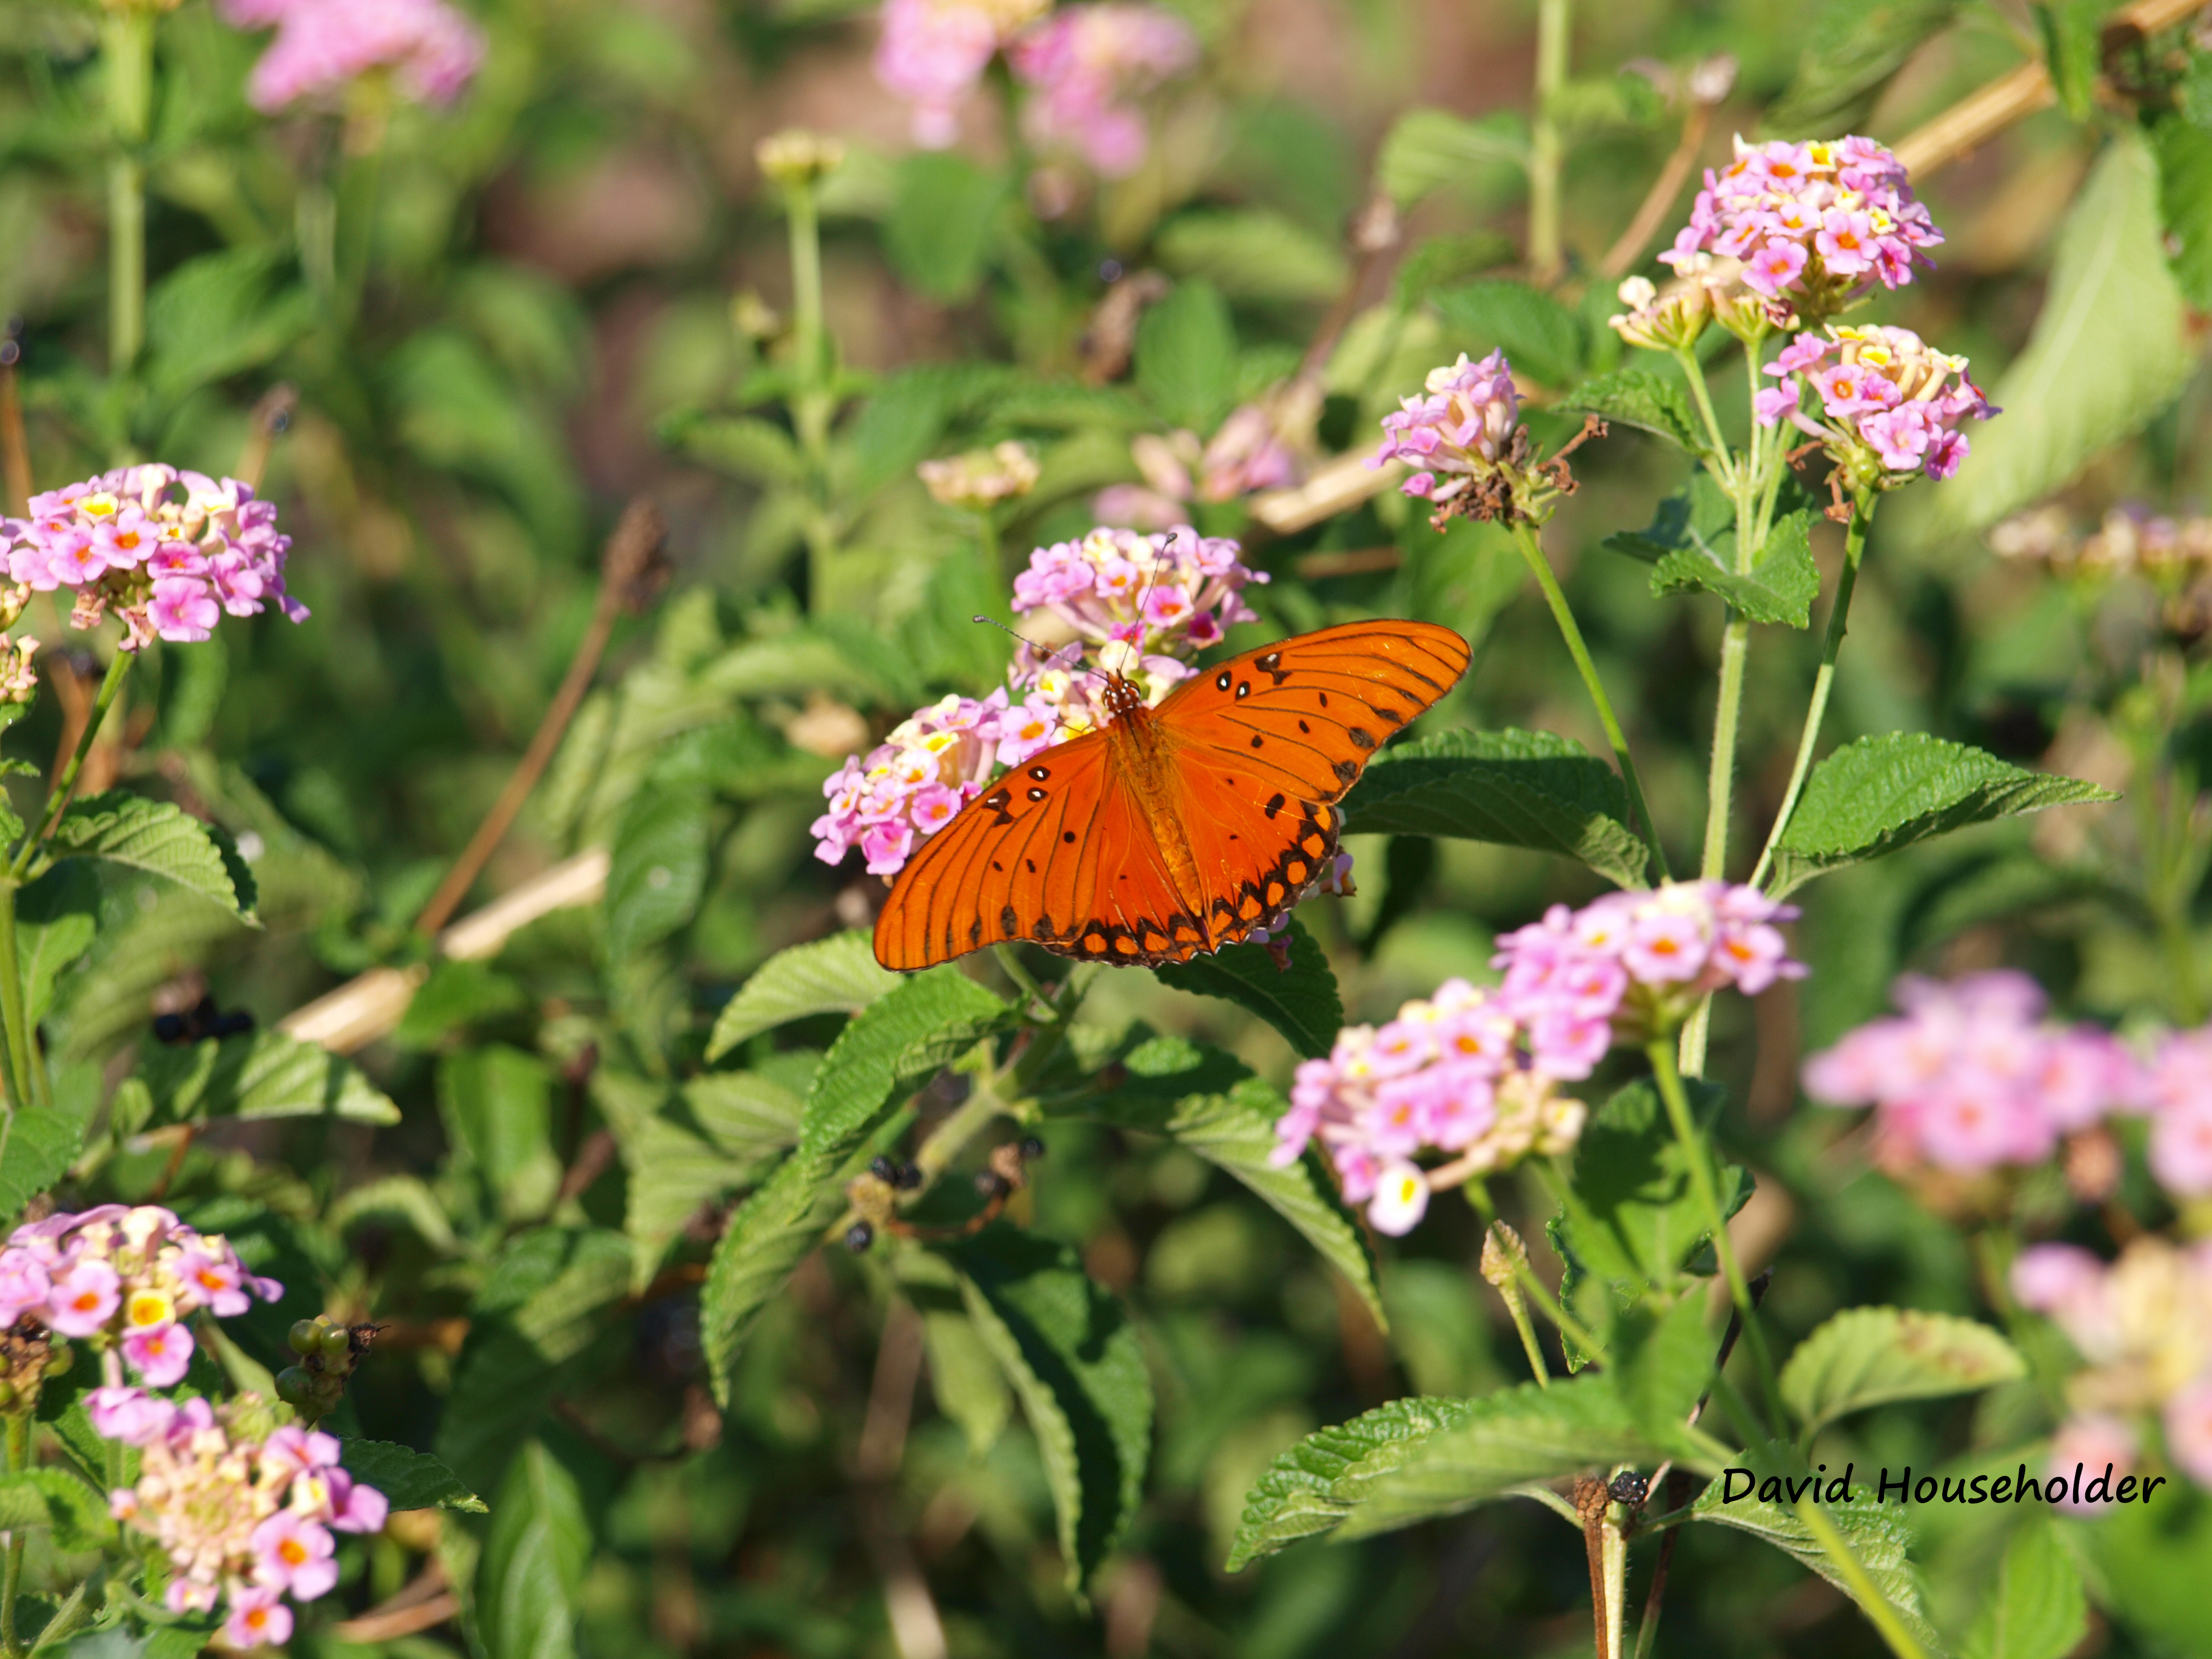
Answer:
[970,615,1108,687]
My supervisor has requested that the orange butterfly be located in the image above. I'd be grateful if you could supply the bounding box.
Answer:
[873,620,1470,970]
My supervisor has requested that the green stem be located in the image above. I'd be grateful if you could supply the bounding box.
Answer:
[103,7,155,376]
[0,889,30,1114]
[1644,1036,1788,1433]
[12,653,131,881]
[0,1412,24,1659]
[1464,1188,1552,1389]
[990,942,1048,1013]
[1672,349,1735,488]
[1695,618,1749,886]
[1526,0,1572,283]
[1749,491,1876,891]
[1791,1496,1935,1659]
[782,175,839,612]
[1509,523,1671,881]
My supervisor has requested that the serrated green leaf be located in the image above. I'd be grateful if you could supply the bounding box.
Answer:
[0,1108,84,1228]
[2037,0,2105,120]
[1393,232,1518,309]
[1938,133,2196,532]
[916,1291,1013,1459]
[1615,1295,1715,1454]
[681,1069,805,1161]
[1691,1481,1943,1655]
[1150,917,1341,1059]
[436,1229,633,1492]
[1761,0,1961,135]
[667,414,805,486]
[338,1439,488,1513]
[329,1175,460,1255]
[885,151,1010,303]
[1228,1377,1660,1567]
[15,863,98,1028]
[1430,280,1586,388]
[1080,1037,1382,1324]
[702,971,1011,1400]
[135,1030,399,1127]
[50,793,257,922]
[705,928,903,1061]
[144,247,315,406]
[943,1225,1152,1594]
[1771,732,2115,896]
[1376,109,1528,208]
[1781,1307,2025,1436]
[1552,1078,1749,1295]
[1959,1517,2086,1659]
[1612,473,1818,626]
[1136,279,1240,434]
[1559,369,1704,454]
[1342,728,1649,888]
[2152,113,2212,309]
[604,782,709,959]
[477,1442,590,1659]
[0,1470,116,1551]
[438,1044,560,1221]
[595,1070,774,1289]
[1158,208,1348,303]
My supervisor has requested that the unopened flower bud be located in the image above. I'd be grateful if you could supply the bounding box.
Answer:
[919,442,1041,511]
[1480,1221,1528,1289]
[756,129,845,188]
[0,636,36,706]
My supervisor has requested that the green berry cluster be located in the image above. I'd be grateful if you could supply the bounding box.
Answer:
[276,1317,367,1424]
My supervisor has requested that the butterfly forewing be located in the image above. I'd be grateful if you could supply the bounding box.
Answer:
[871,620,1469,970]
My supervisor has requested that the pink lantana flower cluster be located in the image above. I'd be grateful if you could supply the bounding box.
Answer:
[1801,971,2142,1173]
[0,1205,279,1388]
[1271,980,1590,1237]
[103,1395,387,1647]
[1755,325,1994,483]
[812,525,1268,880]
[1372,349,1520,510]
[1008,4,1199,176]
[2012,1236,2212,1505]
[1095,403,1305,532]
[216,0,486,113]
[1275,882,1801,1236]
[875,0,1195,171]
[1,467,305,654]
[1658,135,1941,312]
[875,0,1051,147]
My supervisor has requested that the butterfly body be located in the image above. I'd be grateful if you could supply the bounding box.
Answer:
[873,620,1470,971]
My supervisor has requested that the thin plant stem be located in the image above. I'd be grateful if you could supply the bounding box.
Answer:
[1672,349,1735,487]
[1526,0,1572,283]
[1695,619,1749,886]
[990,943,1048,1013]
[1791,1496,1935,1659]
[780,173,839,611]
[10,652,130,882]
[1600,1507,1627,1659]
[1644,1037,1788,1433]
[102,7,155,376]
[1509,523,1671,880]
[1749,491,1876,891]
[0,1412,24,1658]
[1463,1187,1552,1388]
[0,888,31,1113]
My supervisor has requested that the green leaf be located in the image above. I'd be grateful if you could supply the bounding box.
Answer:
[1938,133,2197,531]
[0,1470,116,1550]
[144,247,315,406]
[1342,728,1650,888]
[1772,732,2116,896]
[1559,369,1704,454]
[1228,1377,1660,1568]
[1376,109,1528,208]
[0,1110,84,1228]
[1549,1079,1748,1297]
[50,792,257,922]
[1430,280,1586,388]
[2152,113,2212,309]
[1762,0,1962,135]
[1610,475,1818,626]
[1136,279,1239,434]
[390,957,529,1050]
[885,152,1010,303]
[2036,0,2106,120]
[1150,917,1342,1060]
[438,1044,560,1221]
[1959,1517,2087,1659]
[15,863,98,1027]
[942,1225,1153,1594]
[666,414,805,486]
[1691,1482,1942,1655]
[1156,209,1349,304]
[1080,1037,1383,1325]
[603,782,709,959]
[1614,1296,1715,1453]
[681,1070,806,1162]
[1780,1307,2025,1436]
[338,1439,488,1513]
[135,1030,400,1127]
[701,970,1012,1400]
[705,928,902,1061]
[437,1230,634,1493]
[920,1302,1014,1459]
[1393,232,1518,309]
[595,1070,775,1288]
[477,1443,591,1659]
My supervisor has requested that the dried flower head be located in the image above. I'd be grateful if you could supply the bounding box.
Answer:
[919,442,1042,511]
